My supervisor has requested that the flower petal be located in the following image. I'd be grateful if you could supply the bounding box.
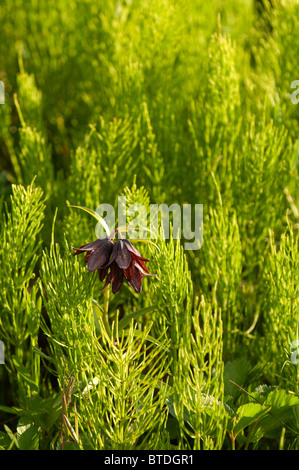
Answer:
[134,262,157,277]
[115,240,132,269]
[127,266,143,293]
[124,240,142,257]
[87,240,113,272]
[123,259,135,281]
[100,263,116,291]
[98,267,108,282]
[72,238,108,254]
[111,265,124,294]
[131,253,150,274]
[104,242,118,267]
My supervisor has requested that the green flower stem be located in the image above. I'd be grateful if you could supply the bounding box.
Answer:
[103,286,112,337]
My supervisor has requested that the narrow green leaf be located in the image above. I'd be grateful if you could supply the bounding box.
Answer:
[92,302,102,334]
[32,346,55,363]
[12,357,39,392]
[118,306,157,330]
[67,203,110,236]
[0,405,23,416]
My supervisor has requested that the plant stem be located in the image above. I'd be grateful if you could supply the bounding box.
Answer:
[230,433,236,450]
[103,286,112,337]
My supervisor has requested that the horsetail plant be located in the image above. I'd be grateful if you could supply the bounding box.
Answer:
[0,180,45,405]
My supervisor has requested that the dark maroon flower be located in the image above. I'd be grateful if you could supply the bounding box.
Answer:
[72,235,155,294]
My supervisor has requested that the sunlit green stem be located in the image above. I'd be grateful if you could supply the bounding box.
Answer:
[103,286,112,337]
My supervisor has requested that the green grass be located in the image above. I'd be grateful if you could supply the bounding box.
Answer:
[0,0,299,450]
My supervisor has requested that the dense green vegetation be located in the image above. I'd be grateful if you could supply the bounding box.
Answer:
[0,0,298,450]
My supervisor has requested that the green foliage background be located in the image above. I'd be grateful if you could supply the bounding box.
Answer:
[0,0,299,450]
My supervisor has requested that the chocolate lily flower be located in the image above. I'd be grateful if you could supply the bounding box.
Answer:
[72,235,155,294]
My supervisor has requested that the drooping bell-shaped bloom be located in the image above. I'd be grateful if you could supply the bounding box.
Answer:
[72,235,155,294]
